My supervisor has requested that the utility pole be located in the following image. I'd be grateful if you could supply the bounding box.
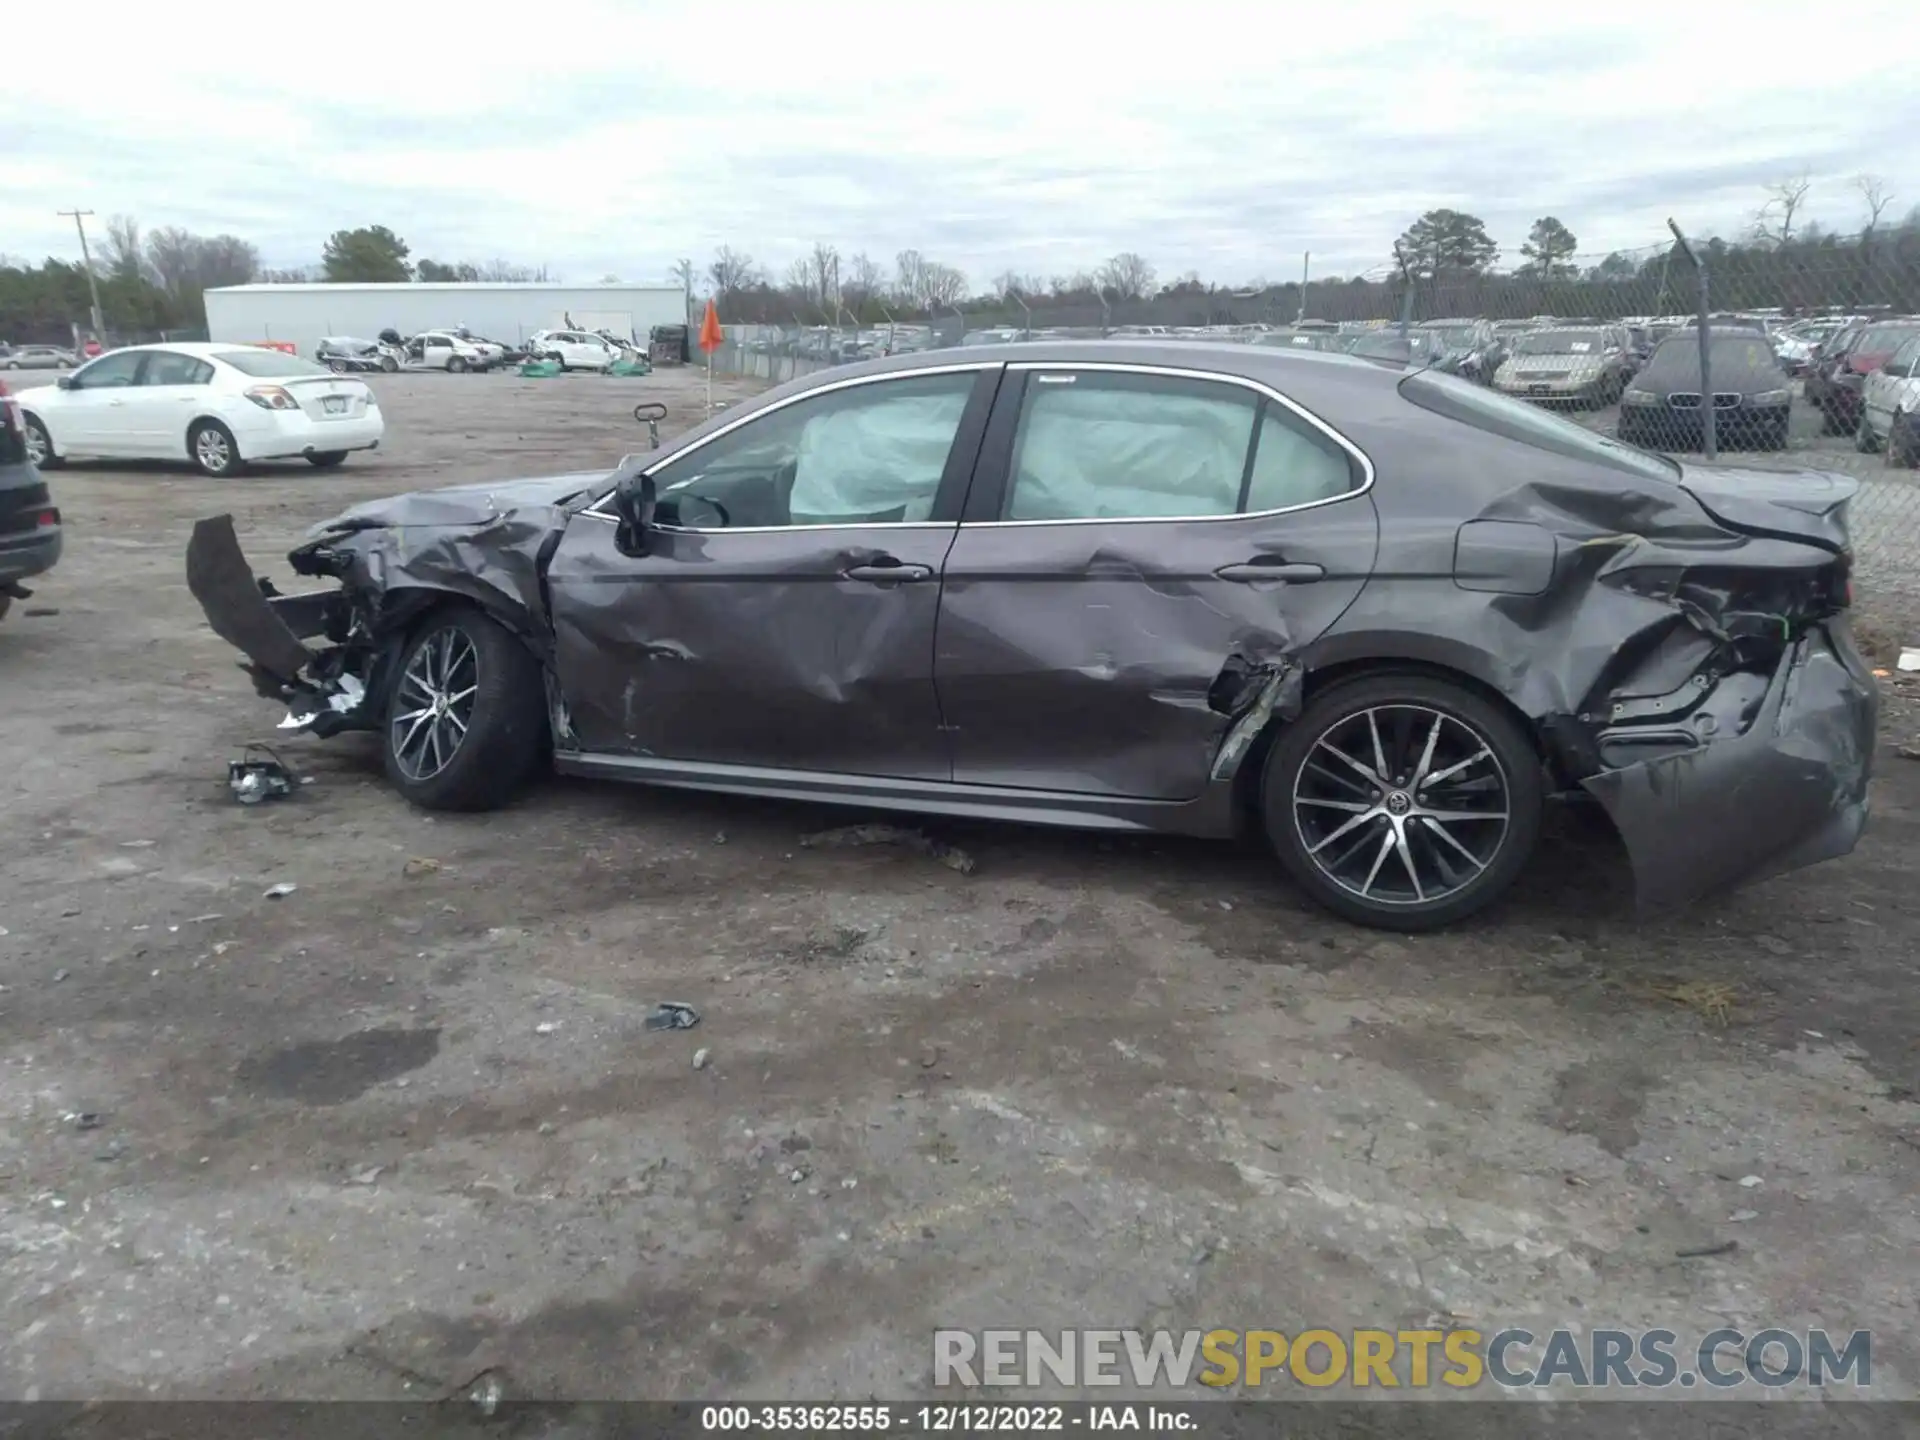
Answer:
[58,209,107,341]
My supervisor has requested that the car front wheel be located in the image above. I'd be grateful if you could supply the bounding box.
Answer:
[383,607,547,811]
[1856,412,1882,454]
[1261,674,1544,931]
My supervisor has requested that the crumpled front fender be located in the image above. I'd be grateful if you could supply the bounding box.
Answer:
[1580,623,1878,911]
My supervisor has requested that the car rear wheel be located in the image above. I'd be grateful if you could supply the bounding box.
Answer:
[328,358,349,373]
[1261,674,1544,931]
[189,420,242,477]
[307,451,348,467]
[23,415,60,468]
[380,354,399,373]
[1856,412,1881,454]
[447,355,468,374]
[383,607,547,811]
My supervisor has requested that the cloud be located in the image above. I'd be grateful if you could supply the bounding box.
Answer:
[2,0,1915,287]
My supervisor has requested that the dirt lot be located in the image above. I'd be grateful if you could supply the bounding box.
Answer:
[4,369,1920,1408]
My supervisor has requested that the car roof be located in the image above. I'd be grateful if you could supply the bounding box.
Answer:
[767,340,1404,412]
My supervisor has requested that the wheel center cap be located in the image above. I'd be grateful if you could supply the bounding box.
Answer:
[1384,790,1412,816]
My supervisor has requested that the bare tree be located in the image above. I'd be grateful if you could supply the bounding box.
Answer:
[102,215,145,282]
[842,252,883,311]
[474,259,541,282]
[894,249,926,307]
[1096,251,1156,301]
[1753,169,1813,247]
[144,226,197,296]
[708,246,760,296]
[922,262,967,309]
[805,242,840,311]
[1856,174,1894,238]
[670,257,694,293]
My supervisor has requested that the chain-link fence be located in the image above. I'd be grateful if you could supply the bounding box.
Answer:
[702,228,1920,632]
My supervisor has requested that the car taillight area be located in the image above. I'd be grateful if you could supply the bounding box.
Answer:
[245,385,302,411]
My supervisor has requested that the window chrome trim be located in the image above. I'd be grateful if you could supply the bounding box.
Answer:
[968,359,1376,528]
[577,361,1001,531]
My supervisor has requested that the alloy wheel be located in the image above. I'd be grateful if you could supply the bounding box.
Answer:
[1291,704,1511,907]
[390,628,479,782]
[23,422,47,466]
[195,427,233,474]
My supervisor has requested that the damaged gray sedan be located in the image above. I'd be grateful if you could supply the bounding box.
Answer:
[186,343,1877,930]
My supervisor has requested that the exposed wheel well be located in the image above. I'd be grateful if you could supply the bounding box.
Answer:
[187,415,238,457]
[1231,657,1547,823]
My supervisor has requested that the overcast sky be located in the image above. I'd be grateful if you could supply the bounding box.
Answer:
[4,0,1915,289]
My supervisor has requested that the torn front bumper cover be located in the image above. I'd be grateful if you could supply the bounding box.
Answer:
[185,514,369,731]
[1579,622,1878,912]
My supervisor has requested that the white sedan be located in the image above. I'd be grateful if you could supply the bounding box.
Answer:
[17,343,383,478]
[527,329,619,371]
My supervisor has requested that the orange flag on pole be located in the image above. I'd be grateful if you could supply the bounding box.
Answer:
[698,299,724,353]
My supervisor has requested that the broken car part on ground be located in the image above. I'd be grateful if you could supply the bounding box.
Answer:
[185,342,1877,931]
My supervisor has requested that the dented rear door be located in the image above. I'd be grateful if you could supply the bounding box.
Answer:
[935,363,1380,800]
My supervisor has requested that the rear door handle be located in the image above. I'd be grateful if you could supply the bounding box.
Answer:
[1214,559,1325,583]
[844,560,934,584]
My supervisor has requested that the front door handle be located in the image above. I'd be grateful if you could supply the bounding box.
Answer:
[844,559,934,584]
[1215,559,1325,583]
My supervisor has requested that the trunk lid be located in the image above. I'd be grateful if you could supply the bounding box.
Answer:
[279,375,375,422]
[1676,465,1854,555]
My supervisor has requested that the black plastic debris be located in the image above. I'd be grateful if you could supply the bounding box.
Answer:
[644,1002,702,1032]
[229,744,296,805]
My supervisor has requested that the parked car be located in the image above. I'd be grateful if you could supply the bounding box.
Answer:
[184,342,1873,932]
[0,380,60,622]
[1492,326,1635,407]
[4,344,78,371]
[1412,321,1501,382]
[527,330,619,371]
[1858,334,1920,465]
[1617,330,1792,450]
[1807,319,1920,435]
[400,330,490,372]
[316,336,401,373]
[17,343,383,478]
[1251,329,1352,354]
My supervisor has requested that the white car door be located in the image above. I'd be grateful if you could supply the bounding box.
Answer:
[1866,339,1920,437]
[127,349,217,454]
[47,350,149,454]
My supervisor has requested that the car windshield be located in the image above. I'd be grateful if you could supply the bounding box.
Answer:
[1400,369,1677,480]
[1351,331,1440,360]
[1858,323,1920,354]
[213,349,332,378]
[1513,329,1606,356]
[1641,335,1778,384]
[1421,327,1479,351]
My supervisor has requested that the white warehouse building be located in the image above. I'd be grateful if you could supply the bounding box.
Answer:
[202,282,687,360]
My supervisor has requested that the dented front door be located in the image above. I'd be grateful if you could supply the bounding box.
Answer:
[543,366,997,779]
[935,364,1380,800]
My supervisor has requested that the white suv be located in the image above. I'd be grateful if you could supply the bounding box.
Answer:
[529,330,617,371]
[1861,334,1920,466]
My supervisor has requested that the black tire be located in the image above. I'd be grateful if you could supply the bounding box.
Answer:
[4,360,18,370]
[380,354,399,373]
[447,354,468,374]
[1856,412,1881,454]
[1888,412,1918,469]
[188,419,242,478]
[1818,401,1842,436]
[0,593,10,622]
[307,451,348,467]
[1261,673,1544,931]
[23,415,61,468]
[1767,415,1790,452]
[328,358,349,374]
[382,607,547,811]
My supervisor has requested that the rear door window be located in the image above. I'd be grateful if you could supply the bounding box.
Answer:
[999,370,1360,521]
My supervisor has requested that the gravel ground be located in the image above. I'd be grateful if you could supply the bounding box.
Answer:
[3,369,1919,1408]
